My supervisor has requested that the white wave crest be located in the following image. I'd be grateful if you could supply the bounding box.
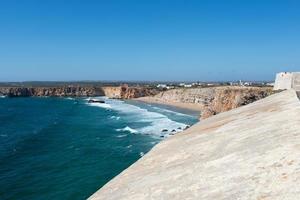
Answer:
[110,116,120,120]
[116,126,138,134]
[108,100,188,137]
[89,103,111,109]
[151,106,189,116]
[87,97,191,138]
[116,134,127,138]
[86,97,112,109]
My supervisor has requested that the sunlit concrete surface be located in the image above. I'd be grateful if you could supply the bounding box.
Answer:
[90,90,300,200]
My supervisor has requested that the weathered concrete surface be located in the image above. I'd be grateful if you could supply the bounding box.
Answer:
[292,72,300,91]
[274,72,293,90]
[274,72,300,91]
[89,90,300,200]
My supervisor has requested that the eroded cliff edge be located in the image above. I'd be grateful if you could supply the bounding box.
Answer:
[138,86,274,119]
[0,85,158,98]
[89,90,300,200]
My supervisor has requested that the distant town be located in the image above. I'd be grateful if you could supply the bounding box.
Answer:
[0,80,274,89]
[154,80,274,90]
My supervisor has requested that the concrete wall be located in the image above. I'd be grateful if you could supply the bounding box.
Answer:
[273,72,292,90]
[274,72,300,91]
[292,72,300,91]
[89,90,300,200]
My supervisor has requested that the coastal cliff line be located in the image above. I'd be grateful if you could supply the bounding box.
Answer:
[138,86,274,119]
[1,85,274,120]
[0,85,158,99]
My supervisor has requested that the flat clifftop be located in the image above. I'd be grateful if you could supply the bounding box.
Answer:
[138,86,274,119]
[90,90,300,200]
[0,85,158,98]
[0,86,105,97]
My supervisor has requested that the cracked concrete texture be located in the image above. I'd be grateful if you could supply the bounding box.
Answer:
[89,90,300,200]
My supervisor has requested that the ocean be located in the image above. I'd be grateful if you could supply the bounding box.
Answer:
[0,96,198,200]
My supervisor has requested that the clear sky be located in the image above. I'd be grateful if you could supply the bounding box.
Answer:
[0,0,299,82]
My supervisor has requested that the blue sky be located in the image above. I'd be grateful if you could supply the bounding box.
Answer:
[0,0,299,81]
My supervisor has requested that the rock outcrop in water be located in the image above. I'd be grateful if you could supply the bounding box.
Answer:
[138,86,274,119]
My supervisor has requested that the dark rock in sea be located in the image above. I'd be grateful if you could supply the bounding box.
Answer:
[177,127,182,130]
[160,135,164,138]
[161,129,168,132]
[88,99,105,103]
[171,129,176,132]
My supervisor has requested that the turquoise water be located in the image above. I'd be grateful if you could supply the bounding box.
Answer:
[0,97,198,200]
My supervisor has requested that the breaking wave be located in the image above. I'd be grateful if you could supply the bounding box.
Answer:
[86,97,190,138]
[116,126,138,134]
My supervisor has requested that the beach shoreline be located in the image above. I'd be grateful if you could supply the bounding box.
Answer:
[135,97,203,116]
[136,86,273,120]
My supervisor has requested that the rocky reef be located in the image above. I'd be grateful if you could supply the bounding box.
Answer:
[138,86,274,119]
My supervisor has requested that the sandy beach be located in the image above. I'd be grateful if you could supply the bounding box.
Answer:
[136,96,203,114]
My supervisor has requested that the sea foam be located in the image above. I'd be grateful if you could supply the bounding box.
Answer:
[116,126,138,134]
[86,97,189,138]
[86,97,112,109]
[100,98,188,138]
[151,106,189,116]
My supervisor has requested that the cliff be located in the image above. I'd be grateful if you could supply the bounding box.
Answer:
[138,86,274,119]
[89,89,300,200]
[0,86,105,97]
[0,85,159,98]
[102,85,158,99]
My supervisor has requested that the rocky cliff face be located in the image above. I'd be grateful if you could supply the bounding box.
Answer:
[201,87,274,119]
[101,87,122,98]
[102,85,159,99]
[0,85,159,98]
[120,85,158,99]
[140,86,274,119]
[0,86,105,97]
